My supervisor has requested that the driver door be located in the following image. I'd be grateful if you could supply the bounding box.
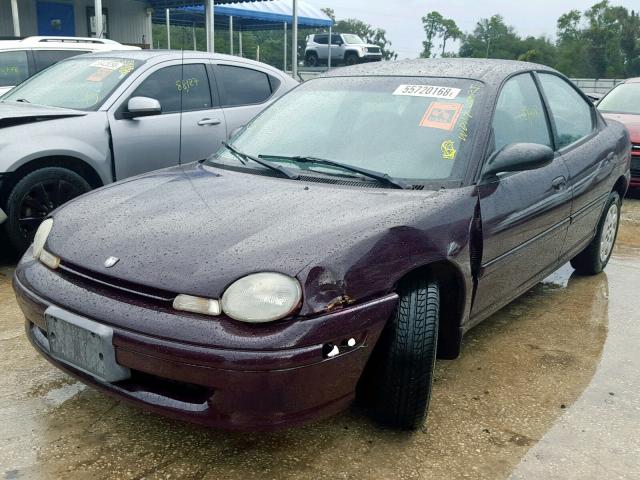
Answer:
[471,72,572,321]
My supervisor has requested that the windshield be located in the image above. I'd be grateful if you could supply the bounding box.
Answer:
[342,34,365,44]
[2,57,142,110]
[598,83,640,115]
[213,76,484,184]
[0,50,29,87]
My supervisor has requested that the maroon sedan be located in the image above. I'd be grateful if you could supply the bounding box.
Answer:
[13,59,631,431]
[597,77,640,189]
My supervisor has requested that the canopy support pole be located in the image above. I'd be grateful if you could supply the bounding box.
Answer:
[328,24,332,69]
[229,16,234,55]
[192,24,196,50]
[239,30,243,57]
[292,0,298,78]
[205,0,214,52]
[283,22,287,72]
[10,0,20,37]
[94,0,103,38]
[165,8,170,49]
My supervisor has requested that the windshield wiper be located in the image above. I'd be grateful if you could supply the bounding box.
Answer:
[259,154,411,189]
[222,142,299,180]
[14,98,30,103]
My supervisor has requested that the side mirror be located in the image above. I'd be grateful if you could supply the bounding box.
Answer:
[125,96,161,118]
[483,143,554,178]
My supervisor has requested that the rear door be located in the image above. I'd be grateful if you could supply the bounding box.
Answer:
[472,72,572,320]
[213,63,282,139]
[536,73,616,257]
[314,34,329,60]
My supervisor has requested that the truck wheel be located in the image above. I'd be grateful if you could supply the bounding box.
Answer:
[361,275,439,430]
[4,167,91,254]
[305,52,319,67]
[345,53,359,66]
[570,191,621,275]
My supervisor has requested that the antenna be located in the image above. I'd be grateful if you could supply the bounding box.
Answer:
[178,47,184,165]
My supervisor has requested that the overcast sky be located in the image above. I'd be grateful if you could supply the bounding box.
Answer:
[304,0,638,58]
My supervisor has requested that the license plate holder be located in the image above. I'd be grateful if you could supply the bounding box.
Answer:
[45,306,131,383]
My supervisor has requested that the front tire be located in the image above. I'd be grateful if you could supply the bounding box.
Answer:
[345,53,359,66]
[363,276,439,429]
[4,167,91,253]
[570,191,621,275]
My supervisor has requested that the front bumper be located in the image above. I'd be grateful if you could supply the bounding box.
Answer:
[14,258,397,430]
[630,155,640,188]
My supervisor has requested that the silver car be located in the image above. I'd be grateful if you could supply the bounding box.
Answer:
[0,50,297,252]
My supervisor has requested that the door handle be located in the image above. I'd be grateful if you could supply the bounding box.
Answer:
[551,176,567,190]
[197,118,221,126]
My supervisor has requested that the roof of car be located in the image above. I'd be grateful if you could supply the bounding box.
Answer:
[322,58,557,83]
[73,49,287,73]
[0,36,139,51]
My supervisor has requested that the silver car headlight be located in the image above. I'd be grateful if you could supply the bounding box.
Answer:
[221,272,302,323]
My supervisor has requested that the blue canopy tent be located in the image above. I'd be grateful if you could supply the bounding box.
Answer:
[152,0,333,73]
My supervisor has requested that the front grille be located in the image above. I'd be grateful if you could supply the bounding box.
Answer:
[367,47,381,54]
[632,143,640,157]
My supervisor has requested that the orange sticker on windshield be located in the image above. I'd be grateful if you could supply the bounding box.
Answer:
[87,67,112,82]
[420,102,463,131]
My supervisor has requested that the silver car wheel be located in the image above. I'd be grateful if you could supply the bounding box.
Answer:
[599,202,619,263]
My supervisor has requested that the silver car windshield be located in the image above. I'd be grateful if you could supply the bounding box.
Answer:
[342,34,365,44]
[218,76,484,183]
[2,57,142,110]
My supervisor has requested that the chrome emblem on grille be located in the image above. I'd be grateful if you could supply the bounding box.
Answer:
[104,256,119,268]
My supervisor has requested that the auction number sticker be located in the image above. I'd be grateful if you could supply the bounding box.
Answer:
[89,60,124,71]
[393,84,461,99]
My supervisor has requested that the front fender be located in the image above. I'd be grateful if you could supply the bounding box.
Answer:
[0,113,112,184]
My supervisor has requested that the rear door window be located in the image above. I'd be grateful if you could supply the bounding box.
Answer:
[314,35,328,45]
[217,65,274,107]
[33,50,88,72]
[0,50,30,87]
[131,64,212,114]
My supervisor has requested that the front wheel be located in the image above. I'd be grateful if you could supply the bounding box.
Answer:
[570,191,621,275]
[360,276,439,429]
[4,167,91,253]
[345,53,359,66]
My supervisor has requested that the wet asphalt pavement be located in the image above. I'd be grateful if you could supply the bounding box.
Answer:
[1,198,639,480]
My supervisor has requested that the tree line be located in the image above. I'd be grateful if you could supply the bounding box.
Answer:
[422,0,640,78]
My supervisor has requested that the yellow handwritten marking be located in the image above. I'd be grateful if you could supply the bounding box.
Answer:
[441,140,457,160]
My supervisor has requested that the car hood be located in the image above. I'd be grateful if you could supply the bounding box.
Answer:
[0,101,87,128]
[602,112,640,140]
[47,162,441,300]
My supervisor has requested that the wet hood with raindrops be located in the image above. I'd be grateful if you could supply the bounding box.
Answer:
[44,161,476,315]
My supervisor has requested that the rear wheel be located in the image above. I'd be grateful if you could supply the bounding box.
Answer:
[570,191,621,275]
[4,167,91,253]
[305,52,319,67]
[361,276,439,429]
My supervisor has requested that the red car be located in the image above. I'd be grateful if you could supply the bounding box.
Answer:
[598,78,640,189]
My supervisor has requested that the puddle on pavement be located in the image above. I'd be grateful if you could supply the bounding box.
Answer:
[1,199,638,480]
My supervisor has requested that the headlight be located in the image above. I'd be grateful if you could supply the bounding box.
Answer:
[32,218,53,259]
[221,272,302,323]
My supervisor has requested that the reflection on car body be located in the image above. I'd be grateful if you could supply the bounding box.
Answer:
[13,59,631,432]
